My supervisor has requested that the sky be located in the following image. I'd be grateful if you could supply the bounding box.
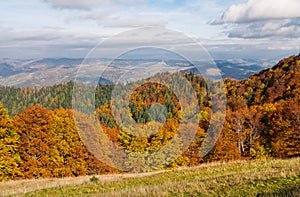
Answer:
[1,0,300,60]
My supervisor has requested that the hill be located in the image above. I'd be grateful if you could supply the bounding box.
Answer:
[223,54,300,159]
[226,54,300,105]
[0,53,299,182]
[0,158,299,196]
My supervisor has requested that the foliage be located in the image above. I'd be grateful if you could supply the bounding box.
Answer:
[0,103,22,181]
[89,175,99,183]
[0,53,300,180]
[12,105,116,179]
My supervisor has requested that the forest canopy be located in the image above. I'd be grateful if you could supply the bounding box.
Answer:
[0,54,299,180]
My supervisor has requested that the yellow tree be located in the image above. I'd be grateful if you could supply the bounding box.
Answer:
[0,103,22,181]
[51,108,88,177]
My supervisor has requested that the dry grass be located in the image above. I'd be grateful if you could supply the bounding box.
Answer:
[1,158,299,197]
[0,170,166,196]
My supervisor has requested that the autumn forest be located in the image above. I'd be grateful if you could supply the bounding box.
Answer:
[0,54,299,181]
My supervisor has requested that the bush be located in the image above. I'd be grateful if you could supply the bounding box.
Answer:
[89,176,99,183]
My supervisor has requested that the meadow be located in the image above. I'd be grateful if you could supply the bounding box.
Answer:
[1,158,299,197]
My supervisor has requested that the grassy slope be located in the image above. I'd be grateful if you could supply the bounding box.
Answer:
[2,158,300,197]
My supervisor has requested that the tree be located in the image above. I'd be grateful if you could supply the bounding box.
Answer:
[245,106,265,158]
[209,117,241,161]
[0,103,22,181]
[267,100,300,158]
[51,108,88,177]
[226,109,246,156]
[13,105,57,178]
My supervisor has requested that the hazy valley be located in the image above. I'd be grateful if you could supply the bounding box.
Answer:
[0,58,275,87]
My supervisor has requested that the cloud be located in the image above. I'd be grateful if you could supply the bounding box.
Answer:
[211,0,300,39]
[227,19,300,39]
[206,68,221,76]
[81,9,167,28]
[212,0,300,24]
[44,0,167,28]
[44,0,143,10]
[200,37,300,60]
[0,27,99,58]
[103,18,167,28]
[1,25,299,60]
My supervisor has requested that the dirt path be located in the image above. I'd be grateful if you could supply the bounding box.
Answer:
[0,170,168,197]
[0,160,248,197]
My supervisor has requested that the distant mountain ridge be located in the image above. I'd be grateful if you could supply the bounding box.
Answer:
[0,58,273,87]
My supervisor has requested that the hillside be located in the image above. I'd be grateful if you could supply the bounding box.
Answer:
[0,54,299,182]
[223,54,300,159]
[226,54,300,105]
[1,158,299,196]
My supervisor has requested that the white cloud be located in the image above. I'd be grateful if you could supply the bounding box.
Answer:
[0,27,101,58]
[83,10,167,28]
[200,37,300,60]
[44,0,144,10]
[211,0,300,39]
[213,0,300,24]
[103,18,167,28]
[227,19,300,39]
[206,68,221,76]
[2,0,299,59]
[44,0,167,28]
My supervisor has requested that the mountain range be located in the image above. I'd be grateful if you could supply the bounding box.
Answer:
[0,58,275,87]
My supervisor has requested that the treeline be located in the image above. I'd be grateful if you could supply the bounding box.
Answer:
[0,54,299,181]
